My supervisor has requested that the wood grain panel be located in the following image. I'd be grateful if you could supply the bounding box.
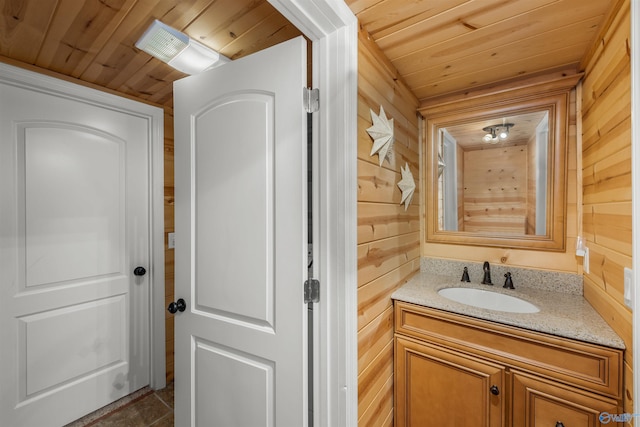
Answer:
[0,0,302,108]
[358,340,393,419]
[0,0,58,63]
[182,0,276,51]
[358,373,393,427]
[358,307,394,375]
[347,0,610,101]
[397,15,600,82]
[581,3,630,109]
[163,107,175,384]
[582,117,630,168]
[583,203,632,255]
[357,259,419,331]
[358,31,418,122]
[38,0,137,74]
[358,233,420,287]
[357,27,420,427]
[580,2,632,415]
[351,0,470,39]
[582,76,631,149]
[584,277,632,366]
[358,159,403,204]
[358,202,419,244]
[1,0,616,113]
[463,145,528,233]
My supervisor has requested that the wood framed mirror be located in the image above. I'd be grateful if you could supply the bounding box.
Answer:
[421,77,579,251]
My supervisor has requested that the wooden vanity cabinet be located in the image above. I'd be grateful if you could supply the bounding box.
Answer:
[511,371,620,426]
[396,336,505,426]
[394,301,624,427]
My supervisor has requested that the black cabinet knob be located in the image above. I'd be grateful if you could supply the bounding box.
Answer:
[490,385,500,396]
[168,298,186,314]
[133,266,146,276]
[556,423,564,427]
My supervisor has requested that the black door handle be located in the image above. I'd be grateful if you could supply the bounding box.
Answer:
[133,266,146,276]
[168,298,186,314]
[490,385,500,396]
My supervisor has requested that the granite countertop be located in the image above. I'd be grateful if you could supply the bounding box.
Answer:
[392,272,625,350]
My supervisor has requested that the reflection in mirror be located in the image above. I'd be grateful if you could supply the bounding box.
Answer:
[422,79,576,251]
[437,110,550,236]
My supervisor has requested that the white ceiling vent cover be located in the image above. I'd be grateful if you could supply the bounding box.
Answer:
[135,20,221,75]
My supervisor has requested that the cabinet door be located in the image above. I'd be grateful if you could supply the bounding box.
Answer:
[395,336,504,427]
[512,371,621,426]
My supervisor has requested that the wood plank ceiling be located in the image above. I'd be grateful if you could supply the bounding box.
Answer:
[1,0,614,107]
[0,0,303,107]
[347,0,614,103]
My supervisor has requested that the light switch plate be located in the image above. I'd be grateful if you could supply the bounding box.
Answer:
[624,267,633,309]
[168,232,175,249]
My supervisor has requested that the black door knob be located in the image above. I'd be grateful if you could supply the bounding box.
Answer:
[168,298,186,314]
[133,266,146,276]
[490,385,500,396]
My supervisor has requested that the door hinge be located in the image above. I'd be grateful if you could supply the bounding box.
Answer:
[304,279,320,303]
[303,88,319,113]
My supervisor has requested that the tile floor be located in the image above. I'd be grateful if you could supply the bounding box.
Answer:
[65,382,174,427]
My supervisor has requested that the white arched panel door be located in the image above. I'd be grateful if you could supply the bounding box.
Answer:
[0,64,160,427]
[173,37,308,427]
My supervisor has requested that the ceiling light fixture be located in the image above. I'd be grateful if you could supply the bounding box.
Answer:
[482,123,514,144]
[135,20,225,75]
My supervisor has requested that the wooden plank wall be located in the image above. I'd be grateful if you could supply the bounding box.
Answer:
[462,145,528,234]
[580,0,633,414]
[164,107,175,383]
[357,28,420,426]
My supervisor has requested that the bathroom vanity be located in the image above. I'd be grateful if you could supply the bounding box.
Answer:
[392,273,625,426]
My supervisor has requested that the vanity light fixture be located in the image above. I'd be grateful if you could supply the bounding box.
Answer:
[482,123,514,144]
[135,20,225,75]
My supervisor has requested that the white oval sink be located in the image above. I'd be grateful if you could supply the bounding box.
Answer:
[438,287,540,313]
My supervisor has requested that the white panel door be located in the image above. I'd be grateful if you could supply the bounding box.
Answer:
[0,67,152,426]
[174,37,308,426]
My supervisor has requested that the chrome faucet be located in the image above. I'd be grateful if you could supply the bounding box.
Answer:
[481,261,492,285]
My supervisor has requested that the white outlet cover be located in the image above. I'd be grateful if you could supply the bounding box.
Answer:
[583,247,589,274]
[624,267,633,309]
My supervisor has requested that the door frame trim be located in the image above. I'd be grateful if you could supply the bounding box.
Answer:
[267,1,358,426]
[0,61,167,391]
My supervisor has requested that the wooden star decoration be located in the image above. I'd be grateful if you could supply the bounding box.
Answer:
[366,106,395,166]
[397,163,415,211]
